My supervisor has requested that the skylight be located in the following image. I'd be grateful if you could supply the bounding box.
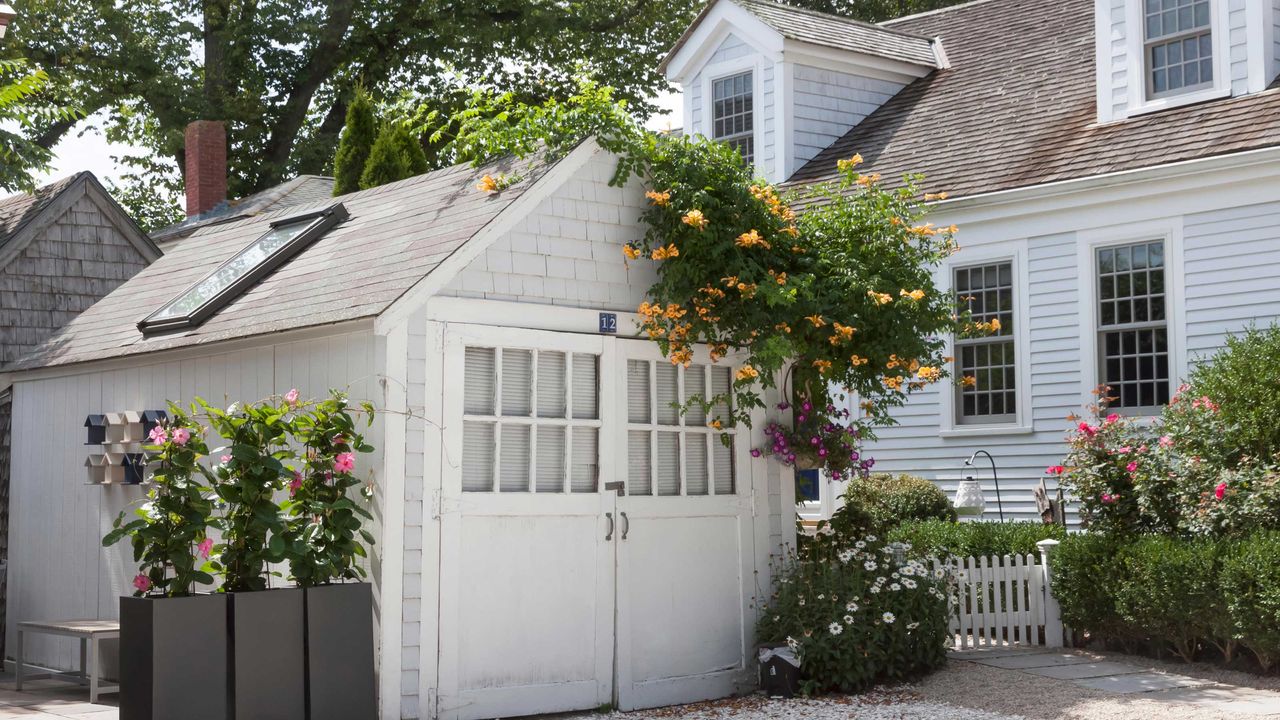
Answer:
[138,203,348,335]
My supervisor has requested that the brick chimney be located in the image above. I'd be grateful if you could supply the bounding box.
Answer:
[184,120,227,218]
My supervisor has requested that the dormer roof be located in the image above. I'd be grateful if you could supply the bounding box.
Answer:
[660,0,943,80]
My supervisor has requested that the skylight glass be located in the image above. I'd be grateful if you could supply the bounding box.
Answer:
[138,203,347,334]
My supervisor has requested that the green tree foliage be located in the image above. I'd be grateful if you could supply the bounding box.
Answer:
[794,0,970,22]
[0,58,80,193]
[332,85,378,196]
[358,122,411,189]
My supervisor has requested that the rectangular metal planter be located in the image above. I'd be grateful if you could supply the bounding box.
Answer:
[305,583,375,720]
[120,594,229,720]
[230,588,305,720]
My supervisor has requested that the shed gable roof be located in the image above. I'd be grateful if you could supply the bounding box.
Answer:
[6,151,565,371]
[788,0,1280,199]
[152,174,337,244]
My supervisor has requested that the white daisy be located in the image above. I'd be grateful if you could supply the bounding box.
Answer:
[843,614,855,624]
[903,579,917,589]
[864,560,878,571]
[882,612,895,624]
[817,594,825,600]
[907,622,919,630]
[846,601,859,612]
[890,583,901,591]
[828,622,843,636]
[866,534,878,542]
[870,586,881,594]
[855,540,866,549]
[901,566,915,576]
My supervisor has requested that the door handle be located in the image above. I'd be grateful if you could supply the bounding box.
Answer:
[605,512,614,541]
[620,511,629,540]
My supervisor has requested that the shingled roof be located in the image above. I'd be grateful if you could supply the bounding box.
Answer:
[0,174,84,254]
[152,174,337,244]
[661,0,940,74]
[6,153,554,371]
[788,0,1280,198]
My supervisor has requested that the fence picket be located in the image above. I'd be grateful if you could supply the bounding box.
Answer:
[1027,552,1044,646]
[1004,554,1018,644]
[966,556,980,647]
[937,550,1059,650]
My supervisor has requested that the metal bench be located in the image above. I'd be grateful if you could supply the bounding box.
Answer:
[16,619,121,703]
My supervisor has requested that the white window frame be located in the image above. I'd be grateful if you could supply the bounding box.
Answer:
[1122,0,1230,117]
[700,56,765,176]
[939,242,1033,437]
[1077,219,1188,416]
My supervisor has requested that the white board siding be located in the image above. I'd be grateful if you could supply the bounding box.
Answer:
[441,151,656,311]
[7,330,382,676]
[1230,0,1250,94]
[1273,0,1280,73]
[1183,200,1280,358]
[762,63,776,177]
[688,33,756,138]
[1109,0,1130,119]
[791,64,906,170]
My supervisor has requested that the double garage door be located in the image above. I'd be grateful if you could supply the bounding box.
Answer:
[434,325,758,719]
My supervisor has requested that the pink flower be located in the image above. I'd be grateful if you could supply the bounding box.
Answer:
[1104,413,1120,425]
[220,454,232,464]
[1118,446,1131,454]
[290,471,303,495]
[1158,435,1174,449]
[171,427,190,446]
[1101,493,1117,504]
[1126,461,1138,473]
[284,388,300,406]
[333,452,355,474]
[1077,422,1097,437]
[197,538,213,560]
[1215,482,1227,500]
[333,434,346,446]
[148,426,168,444]
[1046,465,1065,475]
[133,573,151,593]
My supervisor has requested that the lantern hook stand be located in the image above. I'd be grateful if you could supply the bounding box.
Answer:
[964,449,1004,522]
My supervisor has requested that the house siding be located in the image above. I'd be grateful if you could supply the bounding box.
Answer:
[791,64,906,170]
[441,150,656,310]
[860,190,1280,524]
[6,330,382,676]
[1109,0,1130,119]
[1230,0,1250,94]
[0,192,149,365]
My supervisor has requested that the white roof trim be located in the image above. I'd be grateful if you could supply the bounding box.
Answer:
[663,0,783,82]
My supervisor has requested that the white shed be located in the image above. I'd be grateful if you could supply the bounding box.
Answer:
[0,140,796,720]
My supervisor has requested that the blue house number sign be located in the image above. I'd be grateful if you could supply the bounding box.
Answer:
[598,312,618,334]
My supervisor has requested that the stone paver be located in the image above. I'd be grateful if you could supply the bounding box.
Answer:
[969,652,1092,670]
[1023,661,1148,680]
[1144,685,1280,715]
[1072,671,1212,694]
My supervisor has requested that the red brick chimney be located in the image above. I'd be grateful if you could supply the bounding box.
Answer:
[184,120,227,217]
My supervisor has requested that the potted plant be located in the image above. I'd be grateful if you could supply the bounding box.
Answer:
[283,391,377,720]
[103,406,225,720]
[203,396,305,720]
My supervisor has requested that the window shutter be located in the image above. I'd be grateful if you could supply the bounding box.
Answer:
[570,428,598,493]
[535,425,566,492]
[683,365,707,425]
[710,366,731,423]
[686,434,709,495]
[499,424,530,492]
[713,437,734,495]
[463,347,495,415]
[572,353,599,420]
[656,432,681,495]
[537,351,566,418]
[501,349,532,416]
[627,360,650,424]
[656,364,679,426]
[628,430,652,495]
[462,422,494,492]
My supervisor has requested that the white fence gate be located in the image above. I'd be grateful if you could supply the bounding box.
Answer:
[935,539,1064,650]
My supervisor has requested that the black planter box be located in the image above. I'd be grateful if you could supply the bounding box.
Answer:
[231,589,305,720]
[305,583,375,720]
[120,594,229,720]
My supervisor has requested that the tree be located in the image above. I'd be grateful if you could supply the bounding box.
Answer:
[0,58,79,193]
[395,123,429,177]
[358,122,410,190]
[332,85,377,196]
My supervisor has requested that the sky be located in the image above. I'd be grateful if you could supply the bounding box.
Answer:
[31,90,686,191]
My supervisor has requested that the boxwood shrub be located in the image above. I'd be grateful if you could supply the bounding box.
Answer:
[887,519,1066,559]
[826,473,955,540]
[1220,531,1280,670]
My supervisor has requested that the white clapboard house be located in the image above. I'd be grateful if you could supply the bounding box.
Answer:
[7,0,1280,717]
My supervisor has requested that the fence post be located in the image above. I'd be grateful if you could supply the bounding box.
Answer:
[1037,539,1064,648]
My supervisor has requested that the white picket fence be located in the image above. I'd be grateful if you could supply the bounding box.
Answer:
[933,539,1065,650]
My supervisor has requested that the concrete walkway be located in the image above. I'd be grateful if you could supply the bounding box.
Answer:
[950,646,1280,716]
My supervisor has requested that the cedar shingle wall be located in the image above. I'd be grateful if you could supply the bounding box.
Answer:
[0,194,149,365]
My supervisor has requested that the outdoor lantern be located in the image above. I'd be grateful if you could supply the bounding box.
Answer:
[0,4,16,39]
[954,475,986,516]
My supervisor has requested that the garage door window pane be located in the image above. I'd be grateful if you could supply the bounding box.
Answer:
[500,425,531,492]
[463,347,495,416]
[629,430,652,496]
[535,425,565,492]
[571,427,599,493]
[462,421,494,492]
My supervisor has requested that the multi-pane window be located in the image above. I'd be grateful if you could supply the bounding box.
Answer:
[462,346,600,493]
[1098,241,1170,411]
[954,262,1017,424]
[1145,0,1213,97]
[626,360,734,496]
[712,72,754,165]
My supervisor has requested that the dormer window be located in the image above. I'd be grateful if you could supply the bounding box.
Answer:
[1145,0,1213,98]
[711,71,755,165]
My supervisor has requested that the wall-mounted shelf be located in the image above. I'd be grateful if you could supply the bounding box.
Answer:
[83,411,165,486]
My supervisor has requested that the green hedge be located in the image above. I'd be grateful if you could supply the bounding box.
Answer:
[887,519,1066,559]
[1053,531,1280,669]
[827,474,955,539]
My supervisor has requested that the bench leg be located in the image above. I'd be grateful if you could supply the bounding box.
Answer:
[80,637,88,685]
[14,629,22,691]
[88,636,99,704]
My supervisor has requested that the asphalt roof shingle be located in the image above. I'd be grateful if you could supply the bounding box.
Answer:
[0,173,85,253]
[7,155,548,371]
[788,0,1280,198]
[152,175,337,243]
[736,0,939,66]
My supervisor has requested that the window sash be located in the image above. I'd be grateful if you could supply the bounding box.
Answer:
[953,261,1017,425]
[1095,241,1171,414]
[711,71,754,165]
[1143,0,1213,99]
